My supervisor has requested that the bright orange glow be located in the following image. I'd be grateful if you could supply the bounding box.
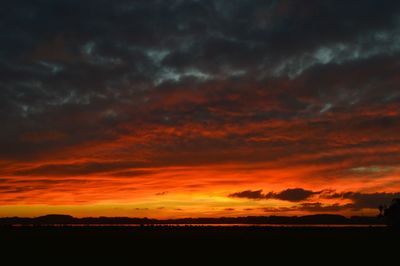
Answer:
[3,6,400,219]
[2,107,400,218]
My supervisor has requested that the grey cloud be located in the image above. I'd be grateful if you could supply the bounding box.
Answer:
[266,188,321,202]
[325,192,400,209]
[229,188,320,202]
[230,188,400,211]
[1,0,400,172]
[229,190,265,200]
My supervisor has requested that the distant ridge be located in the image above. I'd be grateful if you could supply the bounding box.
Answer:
[0,214,384,226]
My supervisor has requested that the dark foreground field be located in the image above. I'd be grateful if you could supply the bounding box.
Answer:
[1,226,399,263]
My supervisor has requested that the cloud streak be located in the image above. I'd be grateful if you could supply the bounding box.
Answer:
[229,188,400,213]
[229,188,321,202]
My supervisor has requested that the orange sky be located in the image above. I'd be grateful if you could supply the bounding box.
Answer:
[2,0,400,218]
[2,108,400,218]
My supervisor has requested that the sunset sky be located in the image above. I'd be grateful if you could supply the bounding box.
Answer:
[1,0,400,218]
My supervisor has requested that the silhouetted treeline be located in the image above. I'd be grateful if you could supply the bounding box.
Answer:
[0,214,385,226]
[381,198,400,228]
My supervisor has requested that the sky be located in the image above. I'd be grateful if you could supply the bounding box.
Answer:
[1,0,400,218]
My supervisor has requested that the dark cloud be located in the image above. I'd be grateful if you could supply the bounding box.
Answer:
[2,0,400,165]
[135,208,149,211]
[229,190,265,200]
[266,188,321,202]
[230,188,400,211]
[325,192,400,209]
[229,188,319,202]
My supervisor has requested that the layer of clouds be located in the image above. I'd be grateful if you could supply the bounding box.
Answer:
[324,192,400,209]
[2,0,400,161]
[228,190,265,200]
[267,188,321,202]
[1,1,400,208]
[229,188,320,202]
[229,188,400,211]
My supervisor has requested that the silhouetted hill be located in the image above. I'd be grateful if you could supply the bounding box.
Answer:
[297,214,348,224]
[0,214,385,226]
[34,214,75,224]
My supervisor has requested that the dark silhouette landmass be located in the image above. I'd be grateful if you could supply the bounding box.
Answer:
[1,223,399,264]
[0,213,385,226]
[381,198,400,228]
[2,205,399,262]
[2,210,399,262]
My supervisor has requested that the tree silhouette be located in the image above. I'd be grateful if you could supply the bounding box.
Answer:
[378,205,385,217]
[382,198,400,228]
